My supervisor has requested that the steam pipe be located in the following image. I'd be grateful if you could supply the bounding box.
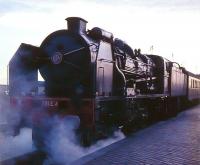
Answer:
[115,61,126,96]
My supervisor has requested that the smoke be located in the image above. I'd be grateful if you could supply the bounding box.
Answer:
[0,96,34,162]
[0,95,24,136]
[42,115,125,165]
[0,94,124,164]
[0,128,34,161]
[0,95,124,164]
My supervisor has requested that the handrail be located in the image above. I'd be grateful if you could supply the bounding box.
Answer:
[115,61,126,95]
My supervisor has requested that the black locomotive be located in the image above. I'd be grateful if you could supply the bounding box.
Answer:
[8,17,200,146]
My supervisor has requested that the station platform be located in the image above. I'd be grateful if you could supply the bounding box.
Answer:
[74,105,200,165]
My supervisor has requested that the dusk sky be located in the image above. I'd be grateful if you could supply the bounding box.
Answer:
[0,0,200,84]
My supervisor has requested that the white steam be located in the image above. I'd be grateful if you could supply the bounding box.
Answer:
[0,96,35,162]
[0,128,34,161]
[0,95,124,164]
[0,95,22,136]
[43,115,125,165]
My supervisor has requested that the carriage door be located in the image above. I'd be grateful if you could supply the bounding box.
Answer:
[96,41,113,96]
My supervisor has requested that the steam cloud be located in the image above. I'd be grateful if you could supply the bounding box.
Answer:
[0,96,124,164]
[0,128,34,162]
[0,96,17,138]
[0,96,34,162]
[42,115,125,165]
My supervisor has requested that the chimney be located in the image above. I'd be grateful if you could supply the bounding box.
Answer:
[66,17,88,34]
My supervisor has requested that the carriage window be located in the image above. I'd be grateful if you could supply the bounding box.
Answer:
[191,79,193,88]
[192,79,194,88]
[192,80,194,88]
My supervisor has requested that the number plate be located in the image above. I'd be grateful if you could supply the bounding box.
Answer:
[42,100,58,107]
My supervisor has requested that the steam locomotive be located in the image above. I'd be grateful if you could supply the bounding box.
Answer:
[9,17,200,146]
